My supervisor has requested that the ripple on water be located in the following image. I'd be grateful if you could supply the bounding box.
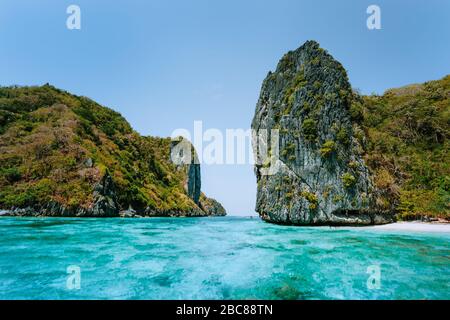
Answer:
[0,216,448,300]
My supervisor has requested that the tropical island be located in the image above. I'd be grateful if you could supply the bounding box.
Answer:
[0,42,448,301]
[0,41,448,226]
[0,85,225,217]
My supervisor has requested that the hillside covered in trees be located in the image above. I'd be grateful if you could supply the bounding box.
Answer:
[360,75,449,220]
[0,85,225,217]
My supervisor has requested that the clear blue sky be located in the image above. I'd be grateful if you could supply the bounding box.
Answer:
[1,0,449,215]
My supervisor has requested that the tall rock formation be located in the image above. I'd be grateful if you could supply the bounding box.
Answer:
[252,40,393,225]
[170,137,226,216]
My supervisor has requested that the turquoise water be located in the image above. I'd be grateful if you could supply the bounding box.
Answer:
[0,216,448,300]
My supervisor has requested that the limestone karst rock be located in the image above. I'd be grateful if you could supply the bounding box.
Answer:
[252,40,393,225]
[170,137,226,217]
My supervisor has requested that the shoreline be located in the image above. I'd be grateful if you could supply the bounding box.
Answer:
[1,213,449,233]
[360,221,450,233]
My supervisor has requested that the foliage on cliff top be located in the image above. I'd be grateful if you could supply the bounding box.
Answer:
[0,84,198,212]
[360,75,450,219]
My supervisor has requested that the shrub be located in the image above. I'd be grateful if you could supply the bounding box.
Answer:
[374,168,395,189]
[1,167,22,183]
[301,190,318,210]
[350,101,364,122]
[320,140,335,157]
[299,101,310,113]
[279,53,294,71]
[302,118,317,141]
[282,71,306,111]
[336,127,349,145]
[313,81,321,90]
[348,161,358,169]
[341,172,356,188]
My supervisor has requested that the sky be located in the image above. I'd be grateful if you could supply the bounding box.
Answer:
[0,0,449,215]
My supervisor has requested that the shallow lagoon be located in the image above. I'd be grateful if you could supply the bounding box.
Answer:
[0,216,448,299]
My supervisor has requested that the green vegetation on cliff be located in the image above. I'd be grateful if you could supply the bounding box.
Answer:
[0,85,223,216]
[359,75,450,219]
[252,40,387,226]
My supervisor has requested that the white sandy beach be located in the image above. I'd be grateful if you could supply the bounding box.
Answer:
[363,221,450,233]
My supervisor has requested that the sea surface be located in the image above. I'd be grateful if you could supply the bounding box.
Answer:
[0,216,448,300]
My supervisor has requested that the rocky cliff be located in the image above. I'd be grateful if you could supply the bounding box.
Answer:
[169,137,226,216]
[0,85,226,217]
[252,41,394,225]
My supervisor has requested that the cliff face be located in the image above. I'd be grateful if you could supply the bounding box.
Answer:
[0,85,226,217]
[252,41,393,225]
[170,137,201,205]
[169,137,226,216]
